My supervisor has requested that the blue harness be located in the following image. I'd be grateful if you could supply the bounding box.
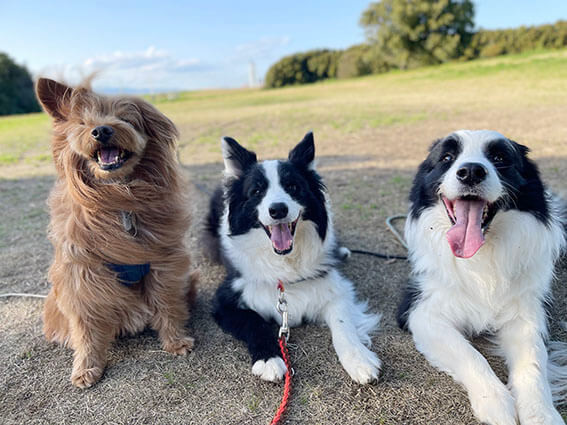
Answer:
[106,211,150,287]
[107,263,150,286]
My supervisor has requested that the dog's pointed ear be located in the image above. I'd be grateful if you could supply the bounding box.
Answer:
[221,137,257,178]
[289,131,315,169]
[133,99,179,146]
[36,78,73,120]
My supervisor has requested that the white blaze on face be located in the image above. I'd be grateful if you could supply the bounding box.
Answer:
[258,161,302,252]
[258,161,302,225]
[439,130,507,258]
[439,130,504,203]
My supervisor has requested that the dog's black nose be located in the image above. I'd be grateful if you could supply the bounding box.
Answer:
[91,126,114,144]
[456,162,488,185]
[269,203,288,219]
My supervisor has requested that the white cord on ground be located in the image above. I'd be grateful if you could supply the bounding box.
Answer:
[385,214,408,250]
[0,293,47,299]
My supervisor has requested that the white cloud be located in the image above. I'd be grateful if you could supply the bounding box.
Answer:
[37,39,291,92]
[83,46,203,74]
[39,46,208,92]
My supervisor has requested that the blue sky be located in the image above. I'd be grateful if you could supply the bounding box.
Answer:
[2,0,567,92]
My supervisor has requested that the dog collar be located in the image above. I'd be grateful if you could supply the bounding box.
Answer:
[107,263,150,286]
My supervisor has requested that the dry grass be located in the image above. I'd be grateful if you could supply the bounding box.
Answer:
[1,50,567,424]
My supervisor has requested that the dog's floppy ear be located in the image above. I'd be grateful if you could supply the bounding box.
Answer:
[221,137,257,178]
[428,138,443,152]
[509,139,530,157]
[289,131,315,169]
[133,98,179,146]
[36,78,73,121]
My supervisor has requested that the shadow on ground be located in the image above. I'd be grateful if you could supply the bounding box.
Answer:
[1,156,566,424]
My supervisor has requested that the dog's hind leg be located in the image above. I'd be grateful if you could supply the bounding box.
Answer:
[144,267,195,355]
[212,279,285,382]
[409,302,518,425]
[498,310,565,425]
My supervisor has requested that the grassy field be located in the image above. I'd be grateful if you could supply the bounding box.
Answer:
[1,50,567,424]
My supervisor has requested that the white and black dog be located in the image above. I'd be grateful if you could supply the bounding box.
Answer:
[398,130,567,425]
[206,132,381,384]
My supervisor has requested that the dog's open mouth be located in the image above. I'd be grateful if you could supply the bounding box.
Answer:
[93,146,132,170]
[261,218,299,255]
[442,195,497,259]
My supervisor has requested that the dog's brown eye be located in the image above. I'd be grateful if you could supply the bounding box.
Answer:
[492,154,504,163]
[286,184,297,193]
[441,153,454,163]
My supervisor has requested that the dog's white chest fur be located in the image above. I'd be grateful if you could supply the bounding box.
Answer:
[407,201,565,333]
[221,209,339,324]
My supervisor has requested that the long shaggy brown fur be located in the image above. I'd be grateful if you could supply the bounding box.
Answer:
[36,78,197,388]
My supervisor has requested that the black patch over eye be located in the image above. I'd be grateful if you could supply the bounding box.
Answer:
[246,180,267,198]
[486,139,514,168]
[441,153,454,163]
[286,183,298,193]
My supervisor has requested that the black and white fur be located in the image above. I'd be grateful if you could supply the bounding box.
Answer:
[207,132,381,384]
[399,130,567,425]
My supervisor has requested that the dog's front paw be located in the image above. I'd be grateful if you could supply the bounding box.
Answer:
[163,336,195,355]
[470,384,517,425]
[252,357,287,382]
[71,366,104,389]
[516,399,564,425]
[340,346,381,384]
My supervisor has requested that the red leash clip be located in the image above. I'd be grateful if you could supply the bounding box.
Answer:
[271,280,292,425]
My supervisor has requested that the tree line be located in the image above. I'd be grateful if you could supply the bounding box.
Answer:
[265,0,567,88]
[0,53,41,116]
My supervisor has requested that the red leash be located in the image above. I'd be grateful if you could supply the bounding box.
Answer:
[270,336,292,425]
[271,280,292,425]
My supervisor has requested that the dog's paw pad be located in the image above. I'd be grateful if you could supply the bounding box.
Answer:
[252,357,286,382]
[340,347,381,385]
[71,366,103,389]
[163,336,195,355]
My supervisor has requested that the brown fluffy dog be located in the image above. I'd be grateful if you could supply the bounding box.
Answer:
[36,78,197,388]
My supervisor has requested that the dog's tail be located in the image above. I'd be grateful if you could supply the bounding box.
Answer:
[548,339,567,406]
[201,186,224,264]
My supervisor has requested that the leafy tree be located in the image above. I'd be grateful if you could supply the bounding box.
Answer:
[337,44,374,79]
[0,53,41,116]
[265,50,340,88]
[462,20,567,60]
[360,0,475,69]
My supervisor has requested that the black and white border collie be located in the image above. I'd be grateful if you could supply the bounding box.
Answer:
[206,132,381,384]
[398,130,567,425]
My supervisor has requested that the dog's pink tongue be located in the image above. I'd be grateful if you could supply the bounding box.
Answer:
[446,199,486,258]
[271,223,293,251]
[100,147,119,163]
